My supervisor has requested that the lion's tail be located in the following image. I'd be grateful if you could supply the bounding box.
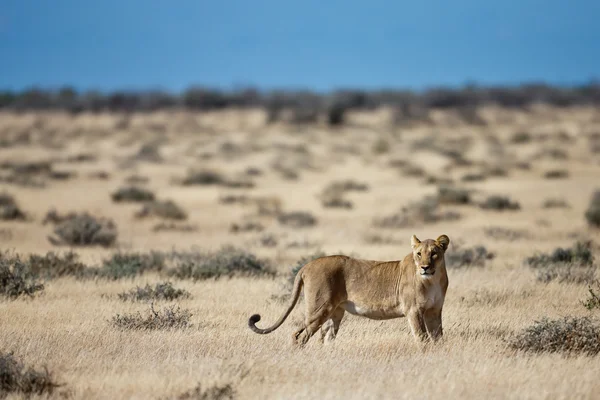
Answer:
[248,270,304,334]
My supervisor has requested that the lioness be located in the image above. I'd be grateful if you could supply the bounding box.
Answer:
[248,234,450,346]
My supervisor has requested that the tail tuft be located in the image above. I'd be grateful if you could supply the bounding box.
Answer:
[248,314,261,330]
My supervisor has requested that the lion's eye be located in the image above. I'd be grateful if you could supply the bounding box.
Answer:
[417,252,421,258]
[432,253,438,259]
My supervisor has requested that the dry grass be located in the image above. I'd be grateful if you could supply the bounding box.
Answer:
[1,107,600,399]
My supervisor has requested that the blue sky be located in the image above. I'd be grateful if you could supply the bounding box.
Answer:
[1,0,599,92]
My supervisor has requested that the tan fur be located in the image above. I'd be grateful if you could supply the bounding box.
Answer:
[248,234,450,346]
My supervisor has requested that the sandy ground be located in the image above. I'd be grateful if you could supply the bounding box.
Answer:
[0,106,599,399]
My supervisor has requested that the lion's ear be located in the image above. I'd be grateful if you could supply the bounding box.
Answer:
[411,235,421,248]
[436,235,450,251]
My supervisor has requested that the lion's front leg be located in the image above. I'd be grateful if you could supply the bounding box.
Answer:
[423,308,443,341]
[407,309,427,342]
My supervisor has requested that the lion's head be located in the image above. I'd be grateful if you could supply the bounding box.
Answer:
[410,234,450,278]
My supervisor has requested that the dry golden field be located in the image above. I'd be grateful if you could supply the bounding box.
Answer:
[1,106,600,399]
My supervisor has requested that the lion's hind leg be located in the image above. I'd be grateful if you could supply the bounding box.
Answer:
[293,303,336,347]
[320,307,345,344]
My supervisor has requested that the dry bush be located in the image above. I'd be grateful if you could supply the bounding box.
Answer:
[0,352,61,397]
[26,251,87,279]
[484,227,529,241]
[424,175,454,186]
[436,186,470,205]
[0,254,45,299]
[111,186,155,203]
[507,317,600,355]
[47,212,118,247]
[479,195,521,211]
[180,169,255,189]
[510,131,532,144]
[175,382,236,400]
[117,282,191,302]
[373,196,460,229]
[229,221,264,233]
[0,160,61,188]
[461,173,486,182]
[111,304,192,330]
[401,165,426,178]
[445,245,495,269]
[0,192,27,221]
[582,281,600,310]
[88,170,111,180]
[219,194,250,205]
[152,222,198,232]
[180,169,225,186]
[134,142,163,163]
[542,198,571,209]
[168,246,273,281]
[543,169,569,179]
[372,138,390,154]
[135,200,188,220]
[277,211,317,228]
[97,251,165,280]
[585,190,600,227]
[525,241,596,284]
[125,174,150,185]
[320,179,369,209]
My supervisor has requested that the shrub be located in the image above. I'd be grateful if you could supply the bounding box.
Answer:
[479,195,520,211]
[0,352,61,397]
[582,281,600,310]
[181,169,225,186]
[125,174,150,185]
[135,143,163,162]
[135,200,188,220]
[169,246,273,281]
[526,241,596,284]
[461,173,486,182]
[510,131,532,144]
[585,190,600,227]
[544,169,569,179]
[372,138,390,154]
[373,196,460,229]
[118,282,191,302]
[436,186,470,205]
[277,211,317,228]
[322,195,353,209]
[0,255,45,299]
[484,227,529,241]
[0,192,26,220]
[445,245,495,268]
[229,221,264,233]
[26,251,87,279]
[507,317,600,355]
[111,304,192,330]
[97,251,165,280]
[542,198,570,208]
[176,382,236,400]
[111,186,155,203]
[47,212,118,247]
[152,222,198,232]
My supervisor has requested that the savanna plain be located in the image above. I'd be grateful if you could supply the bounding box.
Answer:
[1,105,600,400]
